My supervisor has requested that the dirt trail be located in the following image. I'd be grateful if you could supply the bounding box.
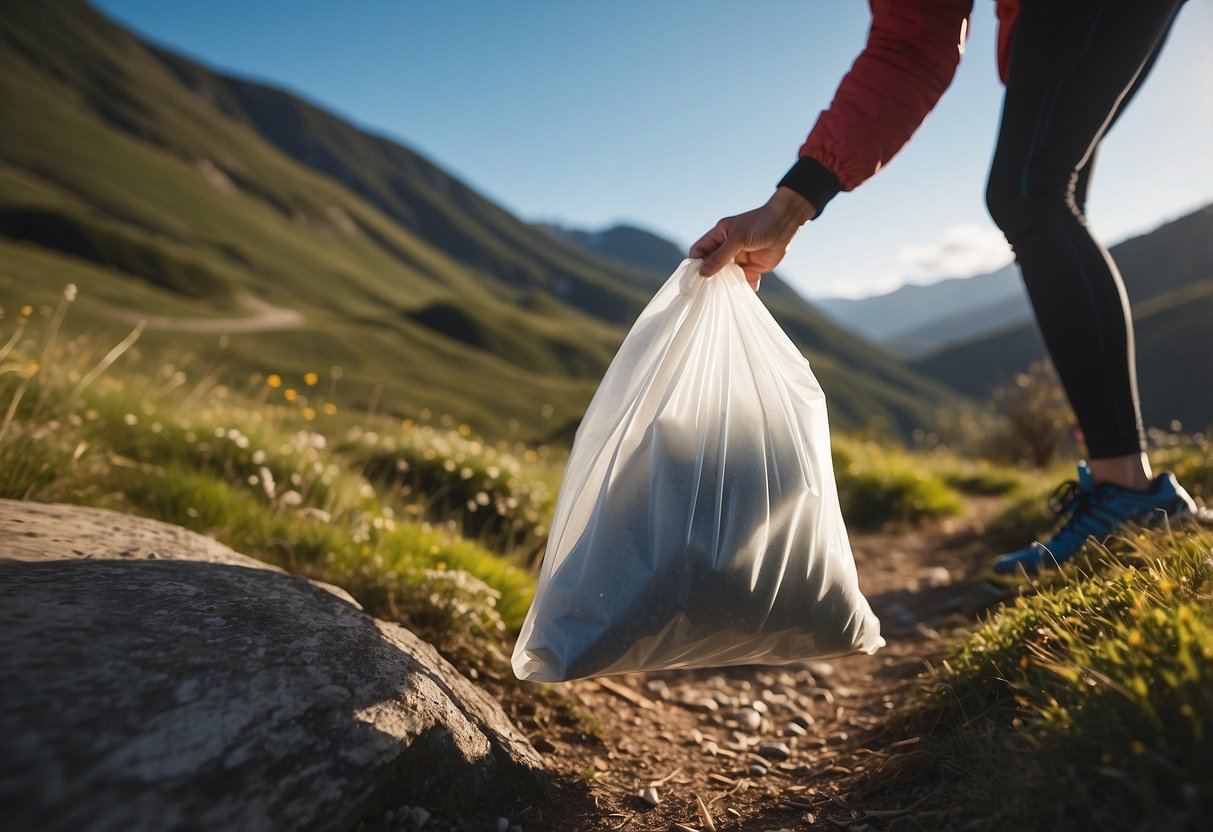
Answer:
[497,499,1011,832]
[118,292,304,333]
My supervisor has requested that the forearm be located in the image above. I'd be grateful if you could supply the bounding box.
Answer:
[783,0,972,212]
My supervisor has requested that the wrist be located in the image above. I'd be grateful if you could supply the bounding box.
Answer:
[767,187,817,230]
[777,156,841,217]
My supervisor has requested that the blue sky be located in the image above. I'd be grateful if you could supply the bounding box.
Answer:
[95,0,1213,299]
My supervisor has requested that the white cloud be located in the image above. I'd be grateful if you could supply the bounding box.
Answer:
[813,274,906,300]
[896,223,1013,283]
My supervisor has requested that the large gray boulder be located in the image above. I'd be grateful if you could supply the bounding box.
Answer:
[0,500,542,831]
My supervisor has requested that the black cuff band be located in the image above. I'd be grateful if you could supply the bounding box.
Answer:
[778,156,842,218]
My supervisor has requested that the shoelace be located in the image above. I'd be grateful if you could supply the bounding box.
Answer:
[1047,479,1085,516]
[1045,479,1129,549]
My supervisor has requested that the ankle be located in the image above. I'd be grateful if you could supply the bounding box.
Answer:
[1088,453,1153,491]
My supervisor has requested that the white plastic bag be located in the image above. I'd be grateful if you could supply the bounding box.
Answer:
[512,260,883,682]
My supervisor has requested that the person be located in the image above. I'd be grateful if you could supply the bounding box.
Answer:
[689,0,1203,573]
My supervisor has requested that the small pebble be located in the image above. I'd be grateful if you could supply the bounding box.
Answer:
[759,742,791,761]
[496,819,509,832]
[408,806,430,828]
[737,708,762,732]
[807,661,835,678]
[747,763,768,777]
[646,679,671,700]
[922,565,952,587]
[785,722,808,737]
[641,786,660,806]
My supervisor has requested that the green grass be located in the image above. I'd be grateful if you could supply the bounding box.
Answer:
[832,437,966,528]
[878,526,1213,830]
[0,296,544,650]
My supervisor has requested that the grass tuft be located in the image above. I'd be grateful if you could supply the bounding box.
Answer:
[0,295,545,651]
[887,528,1213,830]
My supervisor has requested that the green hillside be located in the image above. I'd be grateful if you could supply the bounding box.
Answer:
[912,279,1213,433]
[0,0,953,439]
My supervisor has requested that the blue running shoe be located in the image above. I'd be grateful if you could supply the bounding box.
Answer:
[993,461,1200,574]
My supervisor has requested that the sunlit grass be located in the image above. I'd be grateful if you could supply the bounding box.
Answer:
[0,289,546,647]
[881,527,1213,830]
[831,436,966,527]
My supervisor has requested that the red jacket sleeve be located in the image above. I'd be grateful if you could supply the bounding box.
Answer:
[779,0,973,214]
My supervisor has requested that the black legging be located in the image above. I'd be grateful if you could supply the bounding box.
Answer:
[985,0,1186,460]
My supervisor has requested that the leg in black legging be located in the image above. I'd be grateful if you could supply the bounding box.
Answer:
[985,0,1185,459]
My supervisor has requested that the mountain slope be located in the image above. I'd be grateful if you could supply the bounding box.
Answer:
[541,222,967,433]
[885,292,1032,358]
[912,277,1213,432]
[0,0,954,438]
[816,264,1022,343]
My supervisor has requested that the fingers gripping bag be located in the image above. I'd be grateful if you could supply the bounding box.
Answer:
[512,260,883,682]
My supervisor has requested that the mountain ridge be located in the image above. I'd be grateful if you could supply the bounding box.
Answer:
[0,0,957,438]
[817,204,1213,359]
[909,206,1213,432]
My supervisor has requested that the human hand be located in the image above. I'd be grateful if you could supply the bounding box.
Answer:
[689,187,817,290]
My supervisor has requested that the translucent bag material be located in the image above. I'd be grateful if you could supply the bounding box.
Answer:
[512,260,883,682]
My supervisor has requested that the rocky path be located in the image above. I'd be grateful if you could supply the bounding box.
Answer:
[494,500,1010,832]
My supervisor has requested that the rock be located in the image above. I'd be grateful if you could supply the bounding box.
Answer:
[806,661,835,679]
[0,500,542,831]
[496,818,510,832]
[737,708,762,732]
[645,680,671,701]
[641,786,660,806]
[747,763,768,777]
[758,742,791,762]
[921,566,952,588]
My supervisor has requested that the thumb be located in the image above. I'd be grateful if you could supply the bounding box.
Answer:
[700,233,744,277]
